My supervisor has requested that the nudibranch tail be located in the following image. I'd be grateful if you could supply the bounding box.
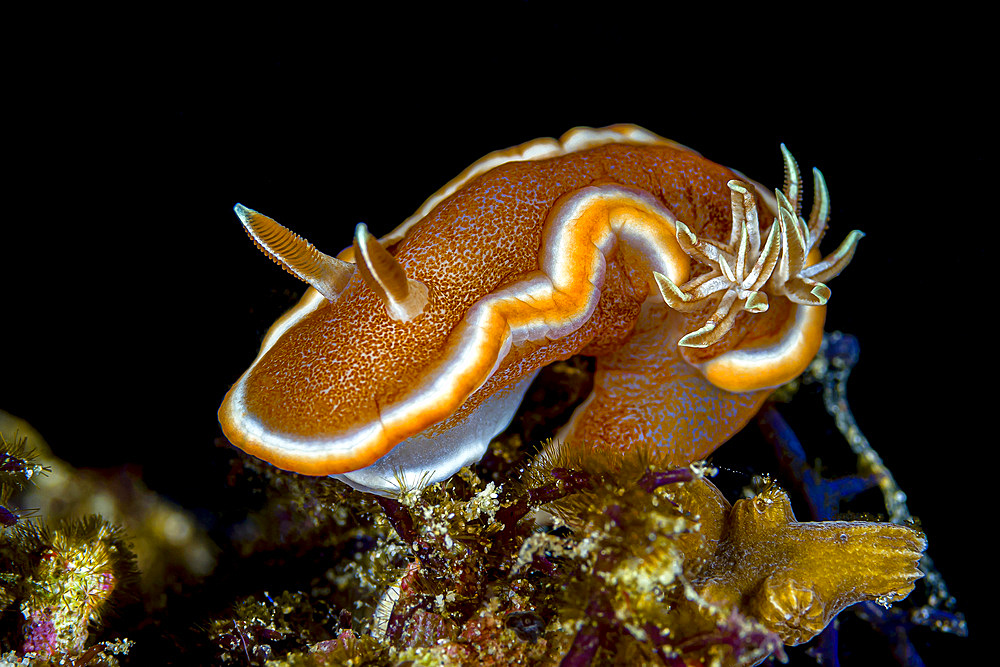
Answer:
[352,222,429,322]
[234,203,354,302]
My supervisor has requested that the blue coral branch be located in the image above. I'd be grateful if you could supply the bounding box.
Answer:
[754,331,970,666]
[1,503,18,528]
[756,404,879,520]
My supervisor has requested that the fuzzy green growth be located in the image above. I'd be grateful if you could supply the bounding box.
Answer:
[523,446,745,665]
[0,433,49,530]
[207,590,394,666]
[1,515,138,658]
[320,447,774,666]
[0,434,48,491]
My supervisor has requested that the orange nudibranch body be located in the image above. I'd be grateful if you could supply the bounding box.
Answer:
[219,125,861,496]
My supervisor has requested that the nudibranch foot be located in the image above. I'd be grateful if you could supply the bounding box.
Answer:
[551,300,773,467]
[330,370,539,497]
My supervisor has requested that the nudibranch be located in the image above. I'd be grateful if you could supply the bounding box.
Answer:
[219,125,862,496]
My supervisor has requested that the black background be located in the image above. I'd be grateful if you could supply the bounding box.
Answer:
[2,6,983,662]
